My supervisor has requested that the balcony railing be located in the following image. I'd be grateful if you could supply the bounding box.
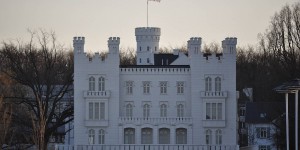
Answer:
[83,90,111,98]
[55,144,239,150]
[119,117,192,126]
[200,91,228,98]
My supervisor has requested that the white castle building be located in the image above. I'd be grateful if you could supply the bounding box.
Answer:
[72,27,239,149]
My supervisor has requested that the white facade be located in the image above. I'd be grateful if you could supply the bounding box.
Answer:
[73,27,238,148]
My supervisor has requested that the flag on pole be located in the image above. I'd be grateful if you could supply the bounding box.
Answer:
[148,0,161,2]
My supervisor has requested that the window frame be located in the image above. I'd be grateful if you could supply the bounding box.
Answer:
[205,77,212,91]
[124,128,135,144]
[88,102,106,120]
[143,81,150,94]
[216,129,222,145]
[98,129,105,144]
[160,81,168,94]
[143,104,150,118]
[125,104,133,117]
[160,104,167,117]
[177,104,184,118]
[177,81,184,94]
[141,128,153,144]
[205,129,212,145]
[206,102,223,120]
[176,128,187,144]
[99,77,105,91]
[88,129,95,144]
[126,81,133,95]
[215,77,221,92]
[89,76,95,91]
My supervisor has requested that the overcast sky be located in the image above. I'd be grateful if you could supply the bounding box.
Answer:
[0,0,299,52]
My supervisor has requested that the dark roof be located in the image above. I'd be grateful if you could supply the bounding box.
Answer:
[120,65,190,68]
[120,54,190,68]
[245,102,284,123]
[154,54,178,66]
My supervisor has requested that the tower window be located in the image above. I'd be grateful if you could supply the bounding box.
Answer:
[147,58,150,63]
[147,46,150,51]
[140,46,142,51]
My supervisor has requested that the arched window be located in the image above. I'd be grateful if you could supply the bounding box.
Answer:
[126,104,133,117]
[159,128,170,144]
[215,77,221,91]
[177,104,184,117]
[143,104,150,118]
[124,128,135,144]
[216,129,222,145]
[160,104,167,117]
[205,129,212,145]
[141,128,153,144]
[176,128,187,144]
[89,77,95,91]
[98,129,105,144]
[88,129,95,144]
[205,77,212,91]
[99,77,105,91]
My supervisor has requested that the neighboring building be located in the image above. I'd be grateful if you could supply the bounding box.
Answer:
[72,27,238,149]
[244,102,284,150]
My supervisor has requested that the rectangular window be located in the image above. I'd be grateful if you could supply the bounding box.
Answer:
[206,102,222,120]
[126,81,133,95]
[177,82,184,94]
[100,102,105,120]
[88,102,105,120]
[95,103,99,120]
[143,81,150,94]
[160,81,167,94]
[89,102,93,120]
[259,127,269,138]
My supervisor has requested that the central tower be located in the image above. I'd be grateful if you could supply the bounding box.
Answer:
[135,27,161,65]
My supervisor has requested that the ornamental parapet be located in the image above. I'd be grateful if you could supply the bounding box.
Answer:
[83,90,111,98]
[200,91,228,98]
[119,117,192,126]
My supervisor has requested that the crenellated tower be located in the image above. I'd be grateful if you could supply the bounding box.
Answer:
[135,27,161,65]
[222,37,237,55]
[73,37,85,53]
[187,37,202,58]
[108,37,120,54]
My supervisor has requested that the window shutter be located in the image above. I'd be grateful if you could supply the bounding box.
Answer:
[256,128,260,138]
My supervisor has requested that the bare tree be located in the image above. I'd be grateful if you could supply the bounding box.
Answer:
[0,30,74,150]
[120,47,136,65]
[0,97,12,150]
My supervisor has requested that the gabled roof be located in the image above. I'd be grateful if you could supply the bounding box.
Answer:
[245,102,284,124]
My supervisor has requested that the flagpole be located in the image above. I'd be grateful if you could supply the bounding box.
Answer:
[147,0,149,27]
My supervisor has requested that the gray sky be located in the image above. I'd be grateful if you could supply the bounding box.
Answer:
[0,0,299,52]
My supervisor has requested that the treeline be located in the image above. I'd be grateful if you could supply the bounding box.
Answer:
[237,3,300,102]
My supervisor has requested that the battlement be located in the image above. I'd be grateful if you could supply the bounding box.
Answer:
[222,37,237,46]
[73,36,85,43]
[188,37,202,45]
[135,27,161,36]
[108,37,120,45]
